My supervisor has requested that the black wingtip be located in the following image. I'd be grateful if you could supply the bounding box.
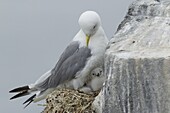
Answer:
[23,99,33,109]
[10,91,29,100]
[9,85,29,93]
[23,94,36,108]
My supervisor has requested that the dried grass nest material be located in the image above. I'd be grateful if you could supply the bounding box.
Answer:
[43,88,99,113]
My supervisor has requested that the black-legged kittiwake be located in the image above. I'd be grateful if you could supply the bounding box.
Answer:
[9,11,108,108]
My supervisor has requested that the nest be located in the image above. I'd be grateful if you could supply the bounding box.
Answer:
[43,88,99,113]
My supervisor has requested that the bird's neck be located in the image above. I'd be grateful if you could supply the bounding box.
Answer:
[73,27,108,48]
[73,30,87,47]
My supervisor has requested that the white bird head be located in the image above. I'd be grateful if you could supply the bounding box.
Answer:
[78,11,102,46]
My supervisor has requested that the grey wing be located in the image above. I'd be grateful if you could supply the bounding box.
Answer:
[36,41,91,89]
[48,46,91,88]
[52,41,79,72]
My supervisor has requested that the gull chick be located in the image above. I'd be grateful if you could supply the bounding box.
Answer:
[79,67,105,94]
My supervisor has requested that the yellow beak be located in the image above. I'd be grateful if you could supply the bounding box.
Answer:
[86,35,90,46]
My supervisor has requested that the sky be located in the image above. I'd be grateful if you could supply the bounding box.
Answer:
[0,0,134,113]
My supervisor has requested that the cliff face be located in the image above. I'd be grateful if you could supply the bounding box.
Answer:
[102,0,170,113]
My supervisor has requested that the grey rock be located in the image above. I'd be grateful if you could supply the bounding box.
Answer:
[92,91,104,113]
[97,0,170,113]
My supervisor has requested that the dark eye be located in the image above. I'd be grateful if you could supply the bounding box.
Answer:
[93,25,96,29]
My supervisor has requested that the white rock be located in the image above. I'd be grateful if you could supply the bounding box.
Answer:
[93,0,170,113]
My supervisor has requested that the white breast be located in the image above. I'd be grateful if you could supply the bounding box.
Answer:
[76,27,108,81]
